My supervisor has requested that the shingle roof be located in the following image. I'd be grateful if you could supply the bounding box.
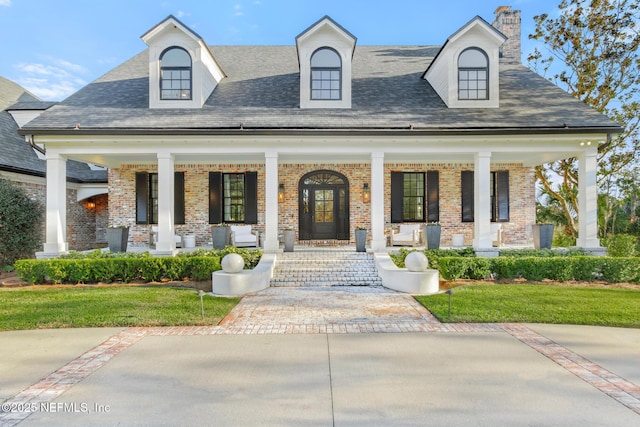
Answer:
[0,77,39,111]
[0,111,107,182]
[0,77,107,183]
[22,45,620,133]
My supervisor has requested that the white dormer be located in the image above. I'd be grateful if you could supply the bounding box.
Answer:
[295,16,357,109]
[141,15,225,109]
[423,16,506,108]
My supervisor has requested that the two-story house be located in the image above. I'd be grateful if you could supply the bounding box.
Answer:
[21,7,621,257]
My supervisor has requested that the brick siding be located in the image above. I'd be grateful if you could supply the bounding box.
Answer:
[2,175,107,252]
[112,162,534,248]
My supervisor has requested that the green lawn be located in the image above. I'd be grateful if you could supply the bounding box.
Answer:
[415,284,640,328]
[0,286,240,331]
[3,284,639,331]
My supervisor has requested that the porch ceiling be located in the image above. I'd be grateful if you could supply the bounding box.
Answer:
[39,131,602,168]
[65,149,581,169]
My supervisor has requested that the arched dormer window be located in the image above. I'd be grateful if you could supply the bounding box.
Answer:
[458,48,489,100]
[160,47,192,100]
[310,47,341,100]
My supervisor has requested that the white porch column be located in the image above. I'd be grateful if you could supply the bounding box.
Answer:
[155,152,176,253]
[264,151,279,252]
[473,151,492,248]
[577,147,600,248]
[371,152,386,252]
[41,151,68,255]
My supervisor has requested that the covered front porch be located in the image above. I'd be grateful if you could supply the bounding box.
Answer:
[36,132,604,258]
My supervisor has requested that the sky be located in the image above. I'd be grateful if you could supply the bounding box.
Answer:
[0,0,561,101]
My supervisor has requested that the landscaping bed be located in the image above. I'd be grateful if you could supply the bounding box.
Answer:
[391,248,640,284]
[10,247,262,286]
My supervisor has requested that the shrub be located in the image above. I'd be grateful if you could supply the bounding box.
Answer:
[603,234,639,257]
[14,247,261,285]
[439,257,491,281]
[498,248,588,257]
[390,247,476,269]
[0,178,43,266]
[600,258,640,283]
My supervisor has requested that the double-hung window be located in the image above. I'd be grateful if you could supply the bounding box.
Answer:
[209,172,258,224]
[391,171,439,223]
[458,47,489,100]
[135,172,185,224]
[160,47,192,100]
[461,171,509,222]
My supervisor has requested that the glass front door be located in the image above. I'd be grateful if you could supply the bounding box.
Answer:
[299,171,349,240]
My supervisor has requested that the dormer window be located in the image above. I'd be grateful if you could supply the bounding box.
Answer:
[311,47,342,100]
[160,47,192,100]
[458,47,488,100]
[296,16,355,109]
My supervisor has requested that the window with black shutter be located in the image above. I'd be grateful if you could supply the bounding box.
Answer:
[492,171,509,222]
[135,172,185,224]
[209,172,258,224]
[461,170,509,222]
[461,171,474,222]
[391,172,439,223]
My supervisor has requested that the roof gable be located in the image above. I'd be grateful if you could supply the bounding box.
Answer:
[295,15,357,62]
[423,15,506,108]
[448,15,506,45]
[141,15,204,45]
[141,15,225,109]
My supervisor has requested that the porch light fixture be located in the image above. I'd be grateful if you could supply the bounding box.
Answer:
[278,184,285,203]
[363,183,370,203]
[86,198,96,209]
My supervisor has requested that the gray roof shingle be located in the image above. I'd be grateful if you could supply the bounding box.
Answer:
[22,45,620,133]
[0,78,107,183]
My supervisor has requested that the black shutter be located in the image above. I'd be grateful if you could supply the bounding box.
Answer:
[496,171,510,222]
[390,172,403,223]
[426,171,439,222]
[461,171,474,222]
[209,172,222,224]
[244,172,258,224]
[136,172,149,224]
[174,172,185,225]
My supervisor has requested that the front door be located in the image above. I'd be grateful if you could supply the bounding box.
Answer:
[299,171,349,240]
[311,188,336,239]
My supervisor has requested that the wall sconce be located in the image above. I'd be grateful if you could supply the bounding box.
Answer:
[363,183,370,203]
[86,198,96,209]
[278,184,285,203]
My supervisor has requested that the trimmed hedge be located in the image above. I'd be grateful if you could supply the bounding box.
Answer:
[14,247,262,285]
[390,248,640,283]
[439,256,640,283]
[14,256,222,284]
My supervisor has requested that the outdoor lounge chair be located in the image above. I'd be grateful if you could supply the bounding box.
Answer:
[230,225,259,248]
[491,223,503,247]
[391,224,421,246]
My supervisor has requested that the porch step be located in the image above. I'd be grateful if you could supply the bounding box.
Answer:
[270,248,383,287]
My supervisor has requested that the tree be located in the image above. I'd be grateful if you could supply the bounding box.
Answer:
[0,178,43,266]
[528,0,640,238]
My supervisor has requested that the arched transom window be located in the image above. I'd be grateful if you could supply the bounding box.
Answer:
[160,47,192,100]
[458,47,488,100]
[310,48,341,100]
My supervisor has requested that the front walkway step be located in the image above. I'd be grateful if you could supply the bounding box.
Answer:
[270,248,383,287]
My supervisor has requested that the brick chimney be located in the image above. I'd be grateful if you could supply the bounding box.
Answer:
[492,6,521,62]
